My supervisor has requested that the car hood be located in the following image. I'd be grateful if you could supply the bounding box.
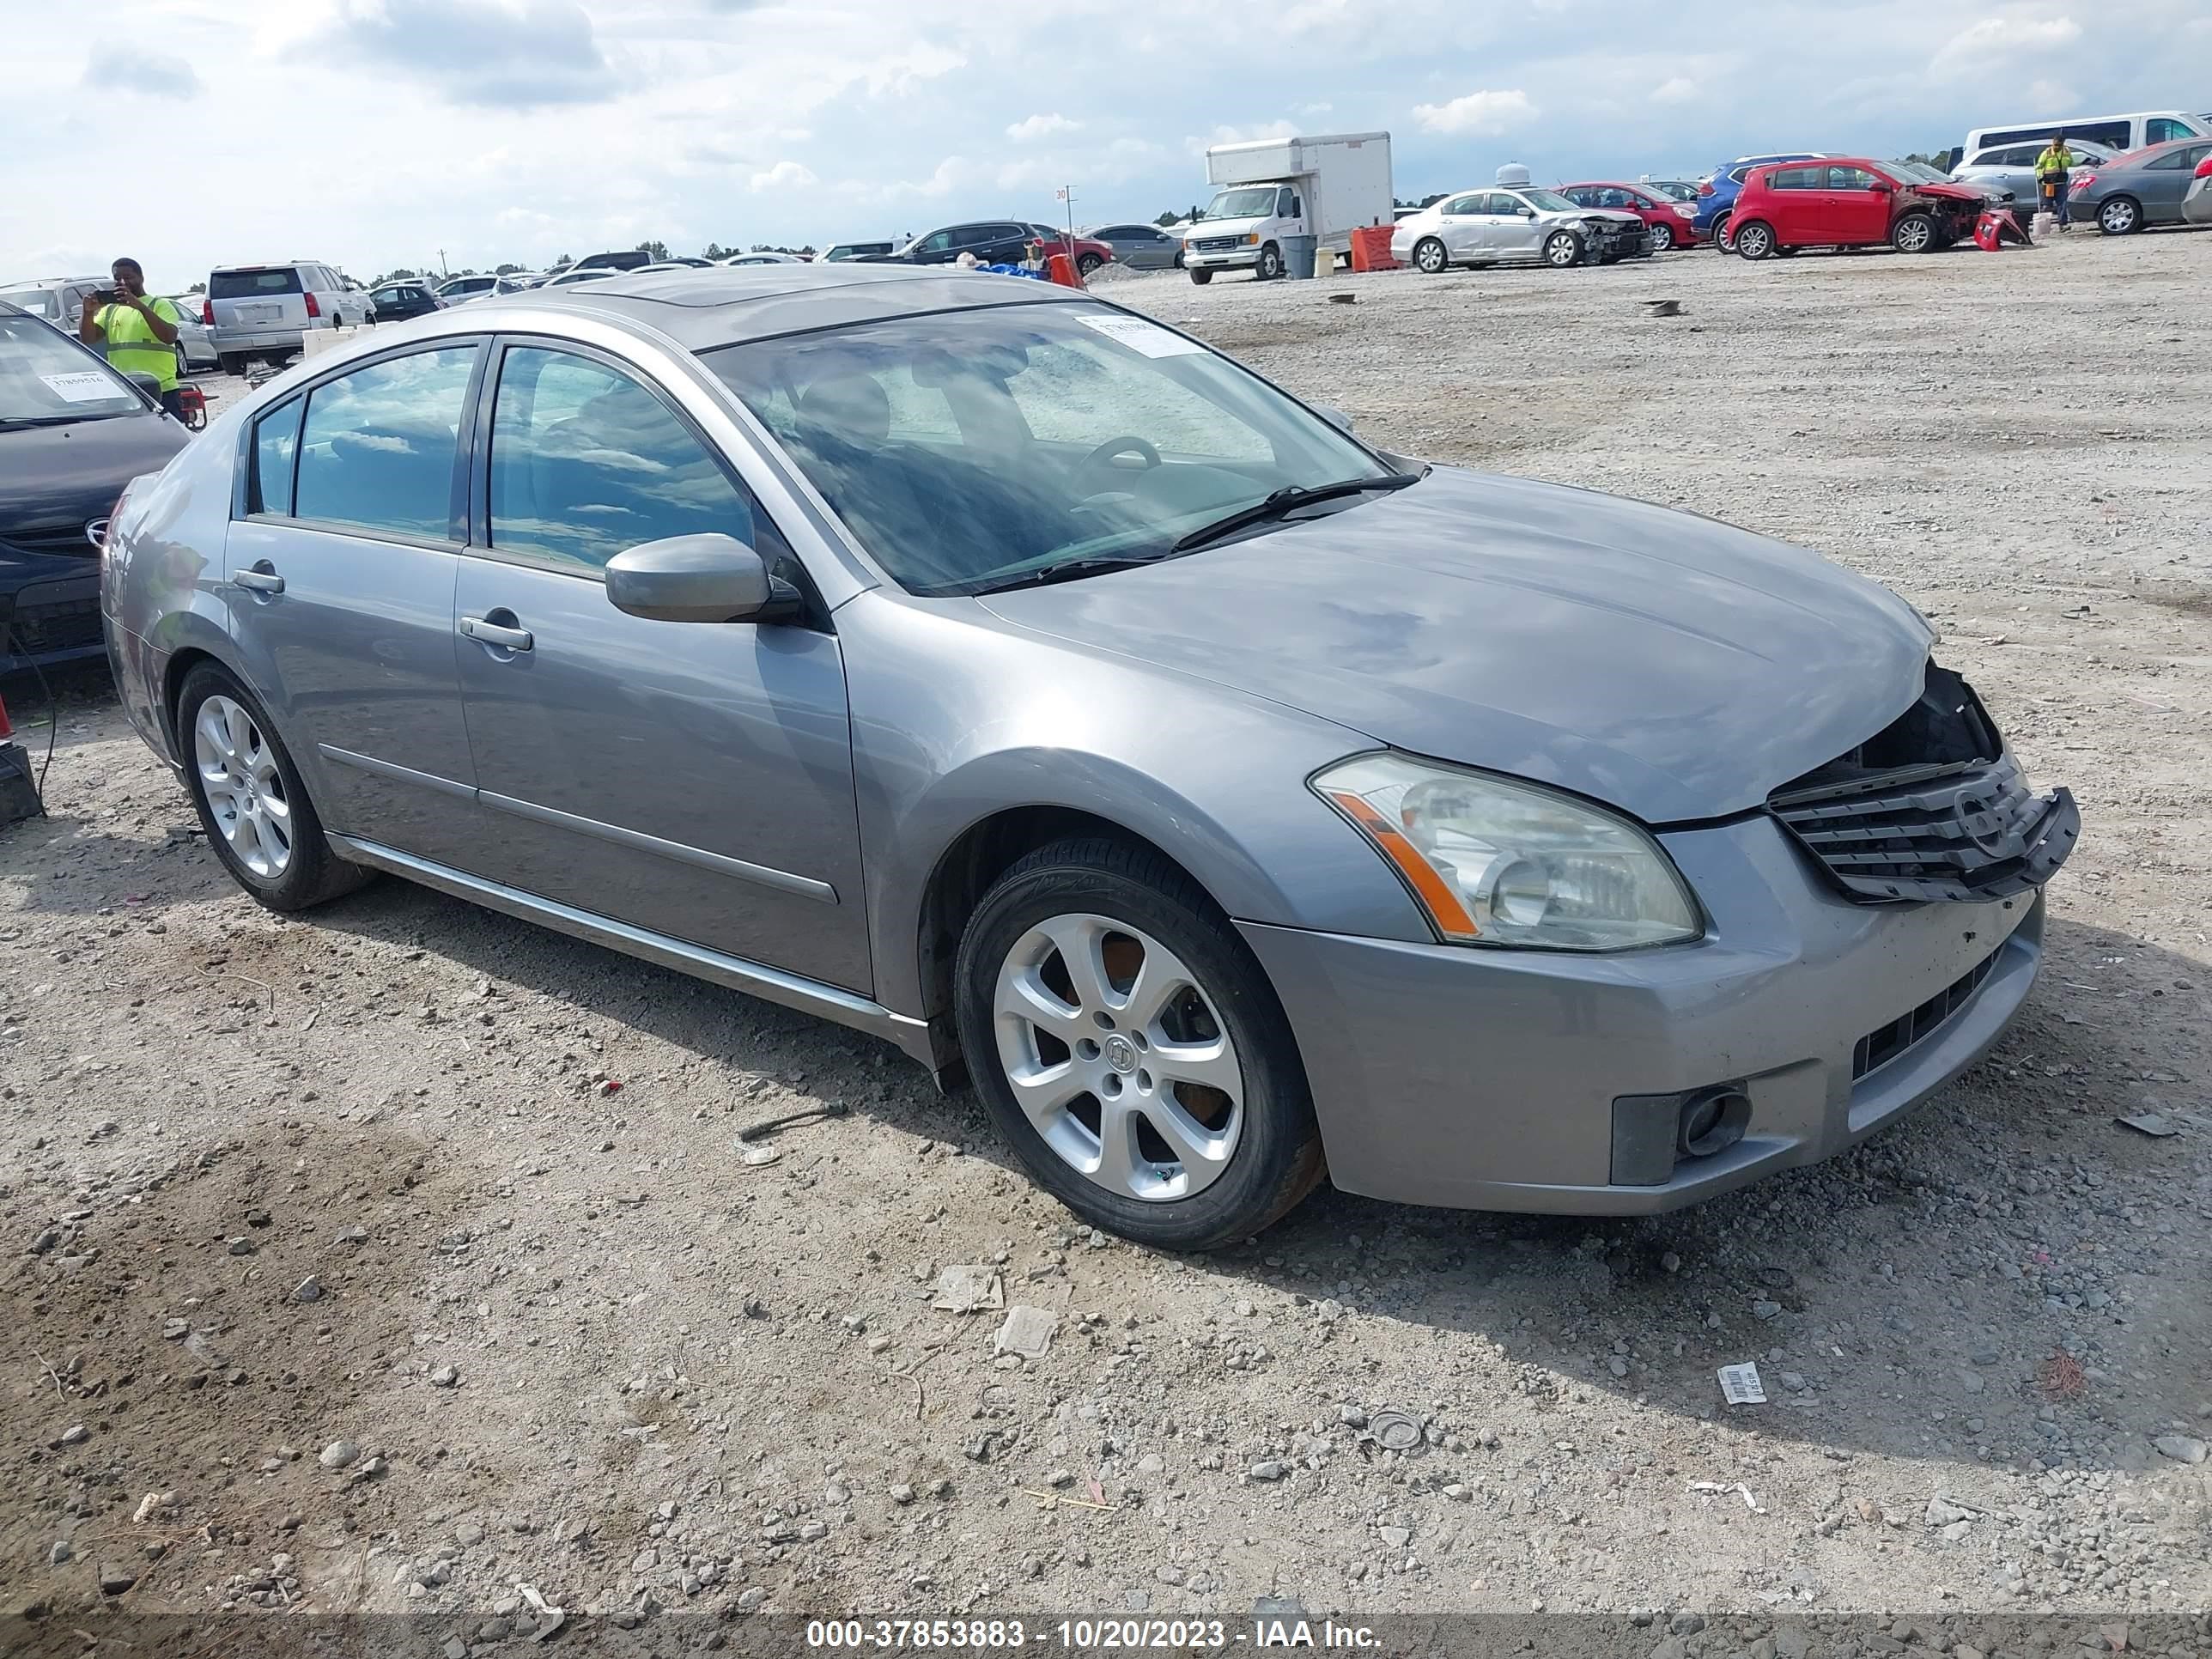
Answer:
[978,467,1934,823]
[0,412,185,545]
[1188,216,1273,238]
[1911,181,1991,204]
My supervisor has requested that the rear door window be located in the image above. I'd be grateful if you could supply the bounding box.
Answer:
[294,346,478,540]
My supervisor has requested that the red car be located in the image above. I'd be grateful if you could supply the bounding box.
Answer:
[1023,223,1116,276]
[1556,182,1701,250]
[1729,158,1988,258]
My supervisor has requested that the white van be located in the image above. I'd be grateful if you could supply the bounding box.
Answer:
[1954,109,2210,167]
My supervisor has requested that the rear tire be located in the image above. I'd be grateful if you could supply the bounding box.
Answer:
[1713,213,1735,252]
[1413,237,1449,274]
[954,837,1325,1250]
[1734,220,1775,259]
[2096,196,2141,235]
[217,353,245,375]
[1188,268,1212,285]
[175,664,372,913]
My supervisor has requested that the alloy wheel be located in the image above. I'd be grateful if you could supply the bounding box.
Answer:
[1544,232,1580,267]
[1736,222,1772,259]
[1415,238,1447,274]
[2099,198,2137,234]
[992,913,1244,1202]
[1894,216,1934,253]
[1650,222,1674,252]
[193,694,293,878]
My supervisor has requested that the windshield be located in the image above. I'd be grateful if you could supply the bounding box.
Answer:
[706,302,1389,596]
[0,313,143,423]
[1519,188,1580,213]
[1648,180,1698,202]
[1887,161,1946,183]
[0,289,64,320]
[1203,186,1281,220]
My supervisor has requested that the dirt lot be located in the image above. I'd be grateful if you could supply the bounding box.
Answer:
[4,232,2211,1647]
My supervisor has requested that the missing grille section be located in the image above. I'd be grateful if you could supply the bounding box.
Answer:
[1852,948,1998,1080]
[1770,665,2077,903]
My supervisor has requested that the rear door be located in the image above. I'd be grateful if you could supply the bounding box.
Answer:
[2139,144,2211,217]
[1432,193,1484,258]
[982,223,1035,263]
[450,337,870,989]
[222,339,484,866]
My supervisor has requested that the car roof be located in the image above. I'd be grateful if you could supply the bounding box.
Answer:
[459,263,1082,351]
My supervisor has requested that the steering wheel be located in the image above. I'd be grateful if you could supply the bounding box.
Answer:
[1078,435,1162,489]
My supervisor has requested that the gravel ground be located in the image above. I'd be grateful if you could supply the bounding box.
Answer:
[4,233,2211,1646]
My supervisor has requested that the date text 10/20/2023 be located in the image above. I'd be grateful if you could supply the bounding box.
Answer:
[803,1618,1384,1649]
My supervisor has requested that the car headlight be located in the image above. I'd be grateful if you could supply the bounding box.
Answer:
[1312,754,1703,951]
[1243,233,1261,246]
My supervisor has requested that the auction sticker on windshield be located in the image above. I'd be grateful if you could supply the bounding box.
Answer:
[40,372,118,404]
[1073,313,1205,358]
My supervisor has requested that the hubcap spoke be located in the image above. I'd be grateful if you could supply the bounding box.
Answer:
[1149,1035,1241,1100]
[1037,915,1114,1012]
[1139,1097,1233,1176]
[1003,1056,1085,1126]
[1002,967,1087,1046]
[1091,1103,1140,1193]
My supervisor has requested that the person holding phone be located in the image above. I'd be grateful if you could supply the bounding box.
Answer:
[78,258,185,416]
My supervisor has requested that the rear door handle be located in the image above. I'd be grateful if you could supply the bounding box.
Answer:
[460,614,534,653]
[235,562,284,595]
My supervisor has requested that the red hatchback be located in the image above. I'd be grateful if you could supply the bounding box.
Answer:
[1729,158,1986,258]
[1557,182,1701,250]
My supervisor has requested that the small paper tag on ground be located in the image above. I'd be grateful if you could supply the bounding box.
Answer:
[1717,1362,1766,1405]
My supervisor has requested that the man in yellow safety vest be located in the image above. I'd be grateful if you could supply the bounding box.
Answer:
[78,258,184,416]
[2033,134,2076,232]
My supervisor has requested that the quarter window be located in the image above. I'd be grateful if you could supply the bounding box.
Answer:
[252,397,303,517]
[487,346,755,573]
[2147,118,2191,144]
[294,345,477,540]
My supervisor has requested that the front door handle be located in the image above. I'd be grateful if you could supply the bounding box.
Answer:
[235,562,284,595]
[460,613,534,653]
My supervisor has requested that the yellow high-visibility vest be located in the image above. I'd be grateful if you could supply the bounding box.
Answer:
[94,296,182,392]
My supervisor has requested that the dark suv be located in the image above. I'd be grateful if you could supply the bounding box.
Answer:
[866,223,1039,266]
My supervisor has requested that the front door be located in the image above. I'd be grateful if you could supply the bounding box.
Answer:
[1486,193,1542,258]
[222,341,484,870]
[451,339,871,992]
[1826,165,1892,244]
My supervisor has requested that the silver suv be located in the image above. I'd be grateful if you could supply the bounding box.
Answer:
[206,261,373,373]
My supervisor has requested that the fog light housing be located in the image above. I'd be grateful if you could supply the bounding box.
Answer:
[1610,1085,1752,1185]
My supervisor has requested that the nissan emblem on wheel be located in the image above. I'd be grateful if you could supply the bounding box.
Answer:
[103,262,2075,1249]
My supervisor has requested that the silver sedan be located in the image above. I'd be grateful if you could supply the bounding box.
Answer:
[102,264,2073,1248]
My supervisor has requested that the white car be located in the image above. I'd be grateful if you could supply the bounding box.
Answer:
[1391,186,1648,271]
[539,267,623,289]
[720,251,806,265]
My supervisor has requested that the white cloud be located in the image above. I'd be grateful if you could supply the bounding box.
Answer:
[749,160,817,191]
[1006,112,1080,141]
[1650,76,1698,105]
[1929,14,2081,77]
[1411,88,1536,135]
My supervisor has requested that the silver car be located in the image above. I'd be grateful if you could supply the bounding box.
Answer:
[1085,223,1184,270]
[2069,137,2212,233]
[1392,186,1648,270]
[206,261,374,372]
[103,264,2075,1249]
[164,298,220,374]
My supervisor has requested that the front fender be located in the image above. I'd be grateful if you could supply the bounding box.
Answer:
[838,591,1435,1020]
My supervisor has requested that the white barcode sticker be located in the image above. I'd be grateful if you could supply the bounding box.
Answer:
[1717,1362,1766,1405]
[1073,313,1205,358]
[40,372,117,404]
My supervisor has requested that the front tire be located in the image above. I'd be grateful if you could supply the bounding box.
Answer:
[954,837,1324,1250]
[176,664,371,913]
[1413,237,1449,274]
[1188,268,1212,285]
[1255,243,1284,281]
[1077,253,1104,277]
[2096,196,2141,235]
[1649,222,1675,252]
[1734,219,1776,260]
[1543,230,1583,268]
[1891,211,1936,253]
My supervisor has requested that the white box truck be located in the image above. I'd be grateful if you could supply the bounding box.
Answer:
[1184,132,1394,283]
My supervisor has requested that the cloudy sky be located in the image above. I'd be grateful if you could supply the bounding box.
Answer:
[8,0,2209,283]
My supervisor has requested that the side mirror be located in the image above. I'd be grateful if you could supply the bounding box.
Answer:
[605,533,799,623]
[125,370,164,400]
[1869,180,1894,194]
[1316,405,1355,434]
[1517,206,1536,217]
